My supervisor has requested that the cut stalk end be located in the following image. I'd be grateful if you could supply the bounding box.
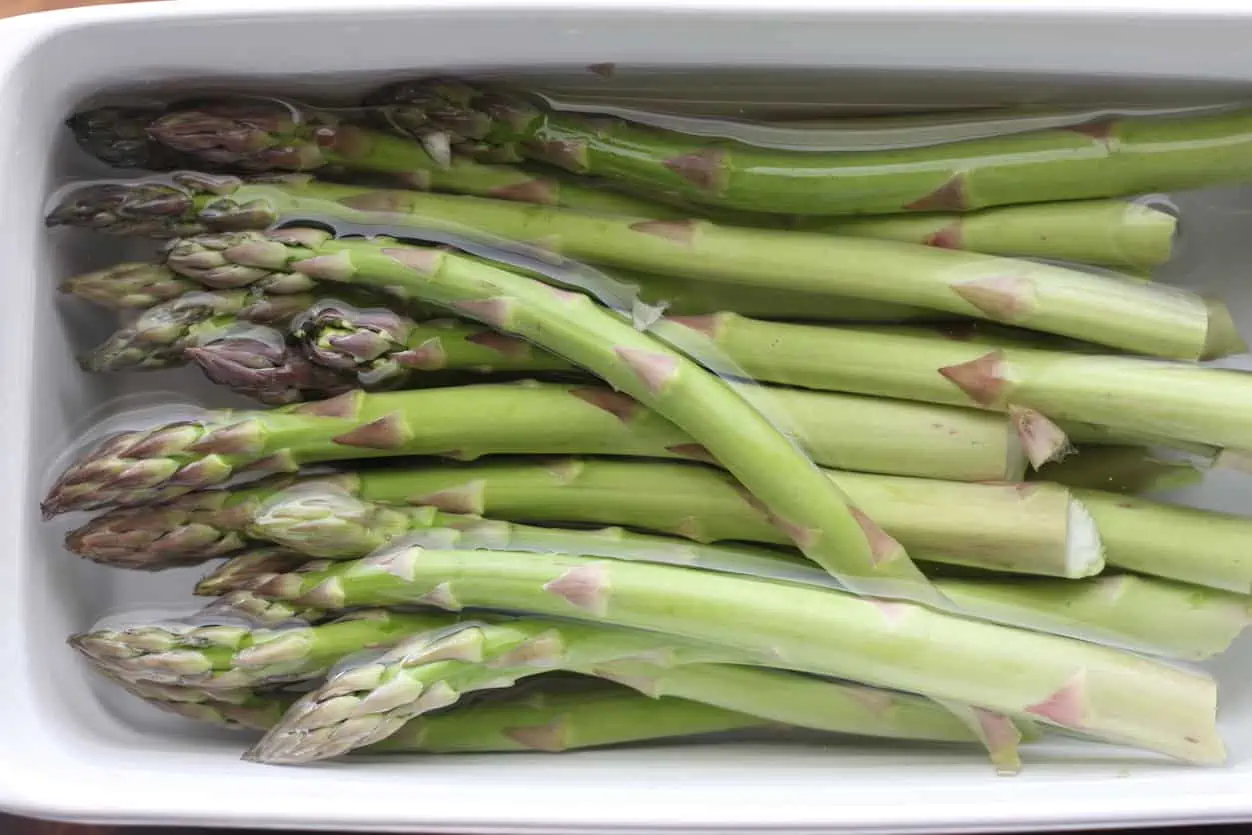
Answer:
[1065,499,1105,579]
[1200,298,1247,361]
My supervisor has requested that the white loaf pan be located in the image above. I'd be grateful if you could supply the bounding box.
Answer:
[4,0,1252,830]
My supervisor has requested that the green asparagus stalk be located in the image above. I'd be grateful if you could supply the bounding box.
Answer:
[218,326,1039,480]
[249,487,828,584]
[72,444,1094,578]
[46,176,1232,359]
[73,100,678,218]
[245,488,1251,658]
[243,616,1007,764]
[369,457,1252,593]
[582,663,1030,773]
[935,574,1250,661]
[104,671,769,748]
[70,606,458,690]
[244,617,742,762]
[226,456,1252,593]
[800,200,1176,270]
[655,315,1252,452]
[61,257,938,325]
[229,544,1223,764]
[166,228,940,599]
[286,301,1067,468]
[365,79,1252,217]
[42,378,1028,519]
[1073,489,1252,593]
[378,683,766,754]
[611,269,941,322]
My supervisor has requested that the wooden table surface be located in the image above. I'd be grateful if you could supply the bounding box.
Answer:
[3,0,1250,832]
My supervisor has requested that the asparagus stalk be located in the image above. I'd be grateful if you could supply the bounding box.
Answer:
[935,574,1250,661]
[42,378,1028,518]
[1074,489,1252,593]
[243,616,1005,764]
[227,324,1040,481]
[379,683,766,754]
[70,606,458,690]
[105,672,770,749]
[46,176,1231,359]
[366,79,1252,216]
[582,663,1030,773]
[801,200,1176,270]
[658,315,1252,452]
[235,456,1252,594]
[72,100,677,218]
[245,488,1249,658]
[229,544,1223,764]
[345,457,1252,592]
[286,301,1065,468]
[249,487,827,585]
[72,447,1095,578]
[61,257,938,326]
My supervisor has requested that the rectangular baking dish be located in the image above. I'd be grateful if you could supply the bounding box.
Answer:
[5,0,1252,830]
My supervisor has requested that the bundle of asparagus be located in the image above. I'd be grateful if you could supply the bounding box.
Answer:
[47,78,1252,770]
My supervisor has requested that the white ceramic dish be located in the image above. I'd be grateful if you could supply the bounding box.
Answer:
[5,1,1252,830]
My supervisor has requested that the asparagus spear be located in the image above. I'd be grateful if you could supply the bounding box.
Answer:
[46,176,1230,359]
[113,667,771,747]
[212,456,1252,592]
[42,376,1030,519]
[227,544,1222,764]
[801,200,1176,270]
[657,315,1252,452]
[249,487,828,585]
[366,78,1252,216]
[68,439,1094,578]
[246,488,1251,658]
[243,616,1007,764]
[70,606,458,690]
[378,683,767,754]
[934,574,1250,661]
[285,301,1066,467]
[72,99,678,218]
[382,457,1252,593]
[105,670,773,749]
